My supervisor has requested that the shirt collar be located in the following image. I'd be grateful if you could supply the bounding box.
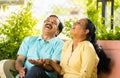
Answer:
[37,36,42,40]
[37,36,56,43]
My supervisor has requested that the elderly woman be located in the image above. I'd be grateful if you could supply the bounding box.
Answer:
[29,18,111,78]
[59,18,99,78]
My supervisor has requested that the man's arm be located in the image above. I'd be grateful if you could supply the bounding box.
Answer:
[15,55,25,72]
[15,55,27,78]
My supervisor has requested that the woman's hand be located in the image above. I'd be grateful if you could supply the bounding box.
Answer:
[44,59,52,65]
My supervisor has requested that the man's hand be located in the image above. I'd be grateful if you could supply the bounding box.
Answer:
[19,67,27,78]
[28,59,45,66]
[28,59,54,72]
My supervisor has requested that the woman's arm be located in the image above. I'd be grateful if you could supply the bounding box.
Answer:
[79,46,99,78]
[45,59,62,74]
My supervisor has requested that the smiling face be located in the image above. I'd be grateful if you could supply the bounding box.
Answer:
[70,18,89,39]
[42,16,60,36]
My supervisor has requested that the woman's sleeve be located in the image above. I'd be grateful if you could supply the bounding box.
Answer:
[79,45,99,78]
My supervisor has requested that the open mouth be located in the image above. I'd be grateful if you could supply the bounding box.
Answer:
[45,24,52,29]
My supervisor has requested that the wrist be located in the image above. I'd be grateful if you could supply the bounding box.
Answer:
[15,60,24,66]
[15,61,24,72]
[49,59,52,65]
[16,66,23,73]
[47,59,52,65]
[44,59,52,66]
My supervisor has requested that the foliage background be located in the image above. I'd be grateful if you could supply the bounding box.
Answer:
[86,0,120,40]
[63,0,120,40]
[0,0,120,60]
[0,1,38,60]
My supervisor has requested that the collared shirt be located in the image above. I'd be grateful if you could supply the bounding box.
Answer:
[60,40,99,78]
[17,36,64,78]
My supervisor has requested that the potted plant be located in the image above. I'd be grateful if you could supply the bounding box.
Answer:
[95,23,120,78]
[86,6,120,77]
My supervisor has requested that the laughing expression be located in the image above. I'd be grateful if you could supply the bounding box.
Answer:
[70,18,88,38]
[42,16,60,35]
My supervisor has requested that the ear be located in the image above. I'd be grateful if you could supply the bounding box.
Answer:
[85,29,89,34]
[55,30,59,36]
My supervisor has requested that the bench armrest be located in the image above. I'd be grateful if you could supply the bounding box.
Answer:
[0,59,16,78]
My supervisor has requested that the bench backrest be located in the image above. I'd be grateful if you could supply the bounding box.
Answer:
[97,40,120,78]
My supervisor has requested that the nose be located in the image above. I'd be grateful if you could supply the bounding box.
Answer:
[74,22,78,25]
[72,25,75,29]
[72,23,76,27]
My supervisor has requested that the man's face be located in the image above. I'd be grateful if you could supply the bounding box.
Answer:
[42,16,60,36]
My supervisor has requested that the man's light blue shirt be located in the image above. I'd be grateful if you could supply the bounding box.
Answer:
[17,36,64,78]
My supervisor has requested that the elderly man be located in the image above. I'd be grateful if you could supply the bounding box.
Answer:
[15,15,64,78]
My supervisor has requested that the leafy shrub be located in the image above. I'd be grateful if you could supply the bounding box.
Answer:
[62,19,73,38]
[86,7,120,40]
[0,1,38,60]
[63,7,120,40]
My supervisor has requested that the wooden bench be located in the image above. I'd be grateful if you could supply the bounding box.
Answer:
[0,40,120,78]
[97,40,120,78]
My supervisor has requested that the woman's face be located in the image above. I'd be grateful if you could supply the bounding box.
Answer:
[70,18,89,38]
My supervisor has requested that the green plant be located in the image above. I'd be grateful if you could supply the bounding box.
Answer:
[86,6,120,40]
[95,25,120,40]
[63,10,120,40]
[62,19,73,38]
[0,1,38,60]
